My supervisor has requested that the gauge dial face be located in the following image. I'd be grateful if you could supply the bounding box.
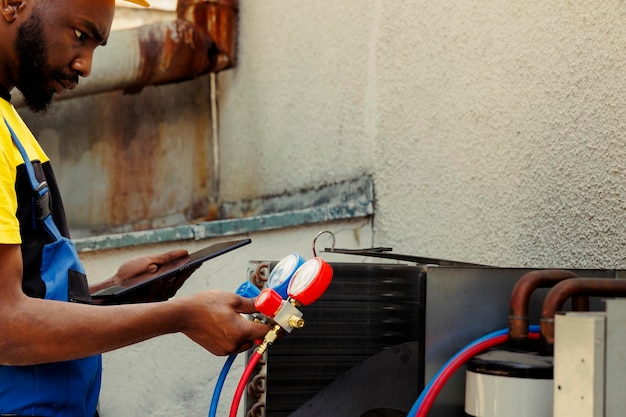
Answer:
[268,254,304,289]
[288,258,333,305]
[288,259,321,296]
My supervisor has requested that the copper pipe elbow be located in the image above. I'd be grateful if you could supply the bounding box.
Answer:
[540,278,626,344]
[508,269,578,341]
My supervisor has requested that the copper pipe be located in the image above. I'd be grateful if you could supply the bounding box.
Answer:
[251,262,270,288]
[508,269,578,341]
[540,278,626,344]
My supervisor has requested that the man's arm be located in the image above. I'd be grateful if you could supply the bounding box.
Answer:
[0,244,269,366]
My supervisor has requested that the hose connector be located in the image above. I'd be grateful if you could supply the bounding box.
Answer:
[256,324,282,355]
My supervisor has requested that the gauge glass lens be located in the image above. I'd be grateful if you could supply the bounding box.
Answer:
[288,259,321,296]
[268,254,300,288]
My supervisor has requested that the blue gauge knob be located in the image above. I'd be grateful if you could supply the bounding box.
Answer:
[235,281,261,299]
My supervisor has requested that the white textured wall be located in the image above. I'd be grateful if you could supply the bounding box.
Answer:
[220,0,626,269]
[374,1,626,269]
[219,1,375,198]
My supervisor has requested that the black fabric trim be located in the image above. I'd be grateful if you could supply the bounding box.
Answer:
[16,160,69,299]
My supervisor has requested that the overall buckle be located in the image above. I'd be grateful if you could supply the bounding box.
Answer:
[35,181,51,220]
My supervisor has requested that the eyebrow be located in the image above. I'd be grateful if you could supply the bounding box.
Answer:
[79,19,108,46]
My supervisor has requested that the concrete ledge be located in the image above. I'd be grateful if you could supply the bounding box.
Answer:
[74,175,374,252]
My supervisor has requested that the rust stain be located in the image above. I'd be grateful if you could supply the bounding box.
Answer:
[130,21,210,91]
[105,93,157,228]
[178,0,237,71]
[95,81,212,231]
[88,0,233,231]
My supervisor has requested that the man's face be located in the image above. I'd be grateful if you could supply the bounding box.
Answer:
[13,0,115,114]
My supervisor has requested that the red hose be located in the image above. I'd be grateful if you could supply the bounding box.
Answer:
[416,332,540,417]
[416,334,508,417]
[229,350,262,417]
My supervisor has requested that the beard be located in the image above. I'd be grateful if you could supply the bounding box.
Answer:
[15,9,78,114]
[14,10,52,114]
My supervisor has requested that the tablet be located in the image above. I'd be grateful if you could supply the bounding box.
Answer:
[91,238,251,300]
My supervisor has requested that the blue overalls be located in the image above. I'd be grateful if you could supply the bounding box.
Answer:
[0,120,102,417]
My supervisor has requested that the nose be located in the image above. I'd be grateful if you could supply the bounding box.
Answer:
[71,49,95,78]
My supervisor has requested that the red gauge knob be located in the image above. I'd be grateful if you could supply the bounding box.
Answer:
[287,257,333,305]
[254,288,284,318]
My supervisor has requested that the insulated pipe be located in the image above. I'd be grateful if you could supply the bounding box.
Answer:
[14,0,236,106]
[68,20,213,97]
[508,269,583,342]
[540,278,626,344]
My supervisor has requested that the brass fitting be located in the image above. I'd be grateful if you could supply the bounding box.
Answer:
[288,316,305,329]
[256,324,281,355]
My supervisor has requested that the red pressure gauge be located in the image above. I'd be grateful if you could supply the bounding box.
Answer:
[254,288,284,318]
[287,257,333,305]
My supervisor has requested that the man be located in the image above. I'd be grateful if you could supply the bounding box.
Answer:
[0,0,270,415]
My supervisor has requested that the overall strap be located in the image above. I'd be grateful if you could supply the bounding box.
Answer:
[3,118,63,241]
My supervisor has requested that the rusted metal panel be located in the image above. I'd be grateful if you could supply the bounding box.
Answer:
[20,77,213,238]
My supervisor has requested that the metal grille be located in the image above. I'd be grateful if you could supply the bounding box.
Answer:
[244,262,426,417]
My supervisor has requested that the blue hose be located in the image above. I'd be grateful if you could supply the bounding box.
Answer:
[407,325,540,417]
[208,353,237,417]
[210,271,294,417]
[209,282,262,416]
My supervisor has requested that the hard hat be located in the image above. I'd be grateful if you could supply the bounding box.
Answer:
[124,0,150,7]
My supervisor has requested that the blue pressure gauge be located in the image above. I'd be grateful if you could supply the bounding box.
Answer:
[267,253,306,298]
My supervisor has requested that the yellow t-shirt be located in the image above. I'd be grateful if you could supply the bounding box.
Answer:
[0,98,49,244]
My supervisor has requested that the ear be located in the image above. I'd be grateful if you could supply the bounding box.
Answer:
[1,0,25,23]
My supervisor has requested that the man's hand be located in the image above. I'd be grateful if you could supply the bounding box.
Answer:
[178,291,271,355]
[113,249,190,279]
[91,249,197,305]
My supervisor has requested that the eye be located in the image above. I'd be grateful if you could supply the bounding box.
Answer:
[74,29,87,41]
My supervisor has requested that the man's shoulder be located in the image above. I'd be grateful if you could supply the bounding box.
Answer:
[0,102,49,165]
